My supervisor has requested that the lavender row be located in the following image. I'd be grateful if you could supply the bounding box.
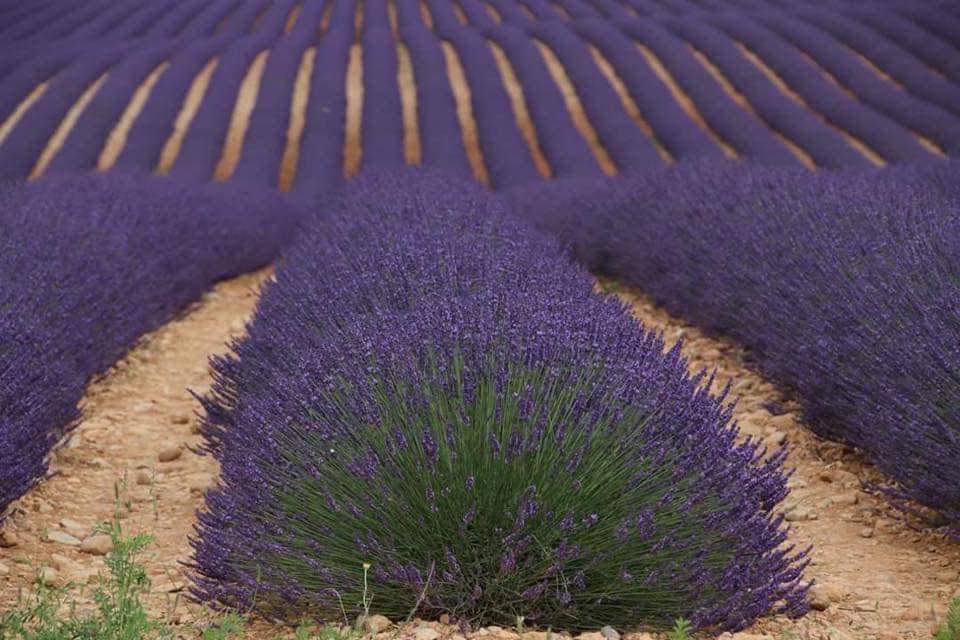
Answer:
[0,171,300,522]
[488,24,603,178]
[617,18,802,166]
[750,6,960,154]
[0,41,140,181]
[359,2,406,173]
[0,0,298,43]
[285,0,356,203]
[3,2,957,188]
[705,13,930,164]
[231,3,326,189]
[438,2,960,165]
[190,168,806,632]
[835,5,960,85]
[533,20,664,169]
[657,17,872,168]
[113,37,231,173]
[574,18,724,162]
[166,33,277,181]
[395,0,473,177]
[511,159,960,531]
[443,27,543,187]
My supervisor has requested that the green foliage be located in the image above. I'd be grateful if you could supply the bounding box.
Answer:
[262,358,727,628]
[0,487,250,640]
[668,617,692,640]
[200,613,247,640]
[0,494,374,640]
[933,596,960,640]
[287,623,361,640]
[0,515,170,640]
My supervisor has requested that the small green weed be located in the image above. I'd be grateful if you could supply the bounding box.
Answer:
[667,617,692,640]
[0,513,171,639]
[933,596,960,640]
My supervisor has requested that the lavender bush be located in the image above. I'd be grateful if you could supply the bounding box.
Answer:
[191,170,806,633]
[0,171,300,520]
[512,159,960,530]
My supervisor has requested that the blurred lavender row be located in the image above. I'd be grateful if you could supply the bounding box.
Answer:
[2,0,959,200]
[512,159,960,531]
[0,172,299,519]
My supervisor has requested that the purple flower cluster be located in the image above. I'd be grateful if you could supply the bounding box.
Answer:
[511,158,960,530]
[0,171,300,520]
[191,169,806,632]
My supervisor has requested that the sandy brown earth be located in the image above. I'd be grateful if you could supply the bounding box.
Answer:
[1,272,957,640]
[0,270,271,631]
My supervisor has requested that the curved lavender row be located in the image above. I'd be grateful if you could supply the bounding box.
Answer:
[190,169,805,632]
[891,5,960,60]
[0,4,205,81]
[0,44,84,118]
[115,0,208,39]
[360,22,406,173]
[486,0,533,26]
[751,9,960,155]
[77,0,181,42]
[622,0,684,17]
[488,24,603,177]
[47,41,175,173]
[22,0,119,41]
[458,0,497,28]
[216,0,269,39]
[618,18,801,166]
[532,21,664,170]
[285,0,328,40]
[516,0,562,21]
[574,18,724,161]
[835,7,960,85]
[251,0,301,40]
[395,0,472,176]
[512,159,960,530]
[113,37,228,172]
[707,13,927,164]
[0,170,301,523]
[231,31,313,188]
[579,0,632,20]
[662,17,870,168]
[287,0,355,205]
[0,1,55,37]
[785,6,960,122]
[168,34,277,182]
[0,42,136,181]
[57,1,143,42]
[177,0,243,38]
[143,0,214,39]
[443,28,541,188]
[0,0,105,42]
[554,0,602,20]
[424,0,469,34]
[760,6,960,153]
[657,0,706,14]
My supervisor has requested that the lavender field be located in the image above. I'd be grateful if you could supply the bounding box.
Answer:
[1,1,959,638]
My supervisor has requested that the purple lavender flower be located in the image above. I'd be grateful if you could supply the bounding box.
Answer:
[0,171,298,520]
[190,169,805,632]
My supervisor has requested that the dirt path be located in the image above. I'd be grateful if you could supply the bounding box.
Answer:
[0,270,270,627]
[2,272,957,639]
